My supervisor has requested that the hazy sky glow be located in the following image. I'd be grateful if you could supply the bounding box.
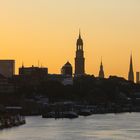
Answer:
[0,0,140,79]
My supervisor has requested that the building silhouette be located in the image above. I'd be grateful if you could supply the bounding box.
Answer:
[0,60,15,78]
[128,54,134,82]
[0,74,14,93]
[61,61,73,77]
[19,65,48,77]
[98,59,105,78]
[75,30,85,76]
[136,72,140,84]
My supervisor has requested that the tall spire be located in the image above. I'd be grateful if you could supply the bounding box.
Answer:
[101,56,103,66]
[22,61,24,68]
[75,29,85,76]
[79,28,81,38]
[76,29,83,50]
[99,57,105,78]
[128,53,134,82]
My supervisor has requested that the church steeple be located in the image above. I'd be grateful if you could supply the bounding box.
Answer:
[79,29,81,38]
[99,58,105,78]
[128,53,134,82]
[22,61,24,68]
[79,29,81,39]
[75,30,85,76]
[76,29,83,50]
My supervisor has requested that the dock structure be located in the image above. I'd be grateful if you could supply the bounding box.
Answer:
[0,106,25,129]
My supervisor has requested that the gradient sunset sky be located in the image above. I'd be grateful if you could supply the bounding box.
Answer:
[0,0,140,79]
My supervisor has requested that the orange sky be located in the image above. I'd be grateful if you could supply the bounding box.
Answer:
[0,0,140,79]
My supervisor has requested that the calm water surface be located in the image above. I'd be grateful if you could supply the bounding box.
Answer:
[0,113,140,140]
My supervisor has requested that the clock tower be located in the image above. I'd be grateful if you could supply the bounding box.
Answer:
[75,30,85,76]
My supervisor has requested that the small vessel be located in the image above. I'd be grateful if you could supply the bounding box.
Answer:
[42,111,78,119]
[42,112,55,118]
[78,109,92,116]
[63,111,78,119]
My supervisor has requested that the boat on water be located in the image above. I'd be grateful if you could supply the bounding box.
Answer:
[42,112,56,118]
[42,101,79,119]
[0,106,26,129]
[63,111,78,119]
[78,108,92,116]
[42,111,78,119]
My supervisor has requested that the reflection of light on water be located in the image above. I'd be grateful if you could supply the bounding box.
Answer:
[0,113,140,140]
[87,130,123,139]
[83,129,140,140]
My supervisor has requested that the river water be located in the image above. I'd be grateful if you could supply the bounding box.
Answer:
[0,113,140,140]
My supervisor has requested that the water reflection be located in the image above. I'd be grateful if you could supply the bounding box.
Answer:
[0,113,140,140]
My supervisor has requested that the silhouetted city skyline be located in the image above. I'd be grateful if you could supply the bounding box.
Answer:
[1,1,140,78]
[1,1,140,140]
[0,30,139,83]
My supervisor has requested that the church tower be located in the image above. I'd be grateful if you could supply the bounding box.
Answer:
[98,59,104,78]
[128,54,134,82]
[75,30,85,76]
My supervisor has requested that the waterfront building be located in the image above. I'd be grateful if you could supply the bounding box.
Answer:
[47,74,64,82]
[75,30,85,76]
[47,74,73,85]
[98,59,105,78]
[18,65,48,86]
[136,72,140,84]
[0,60,15,78]
[19,65,48,77]
[128,54,134,82]
[0,74,14,93]
[61,61,73,77]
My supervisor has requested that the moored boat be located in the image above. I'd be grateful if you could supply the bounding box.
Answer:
[63,111,78,119]
[78,109,92,116]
